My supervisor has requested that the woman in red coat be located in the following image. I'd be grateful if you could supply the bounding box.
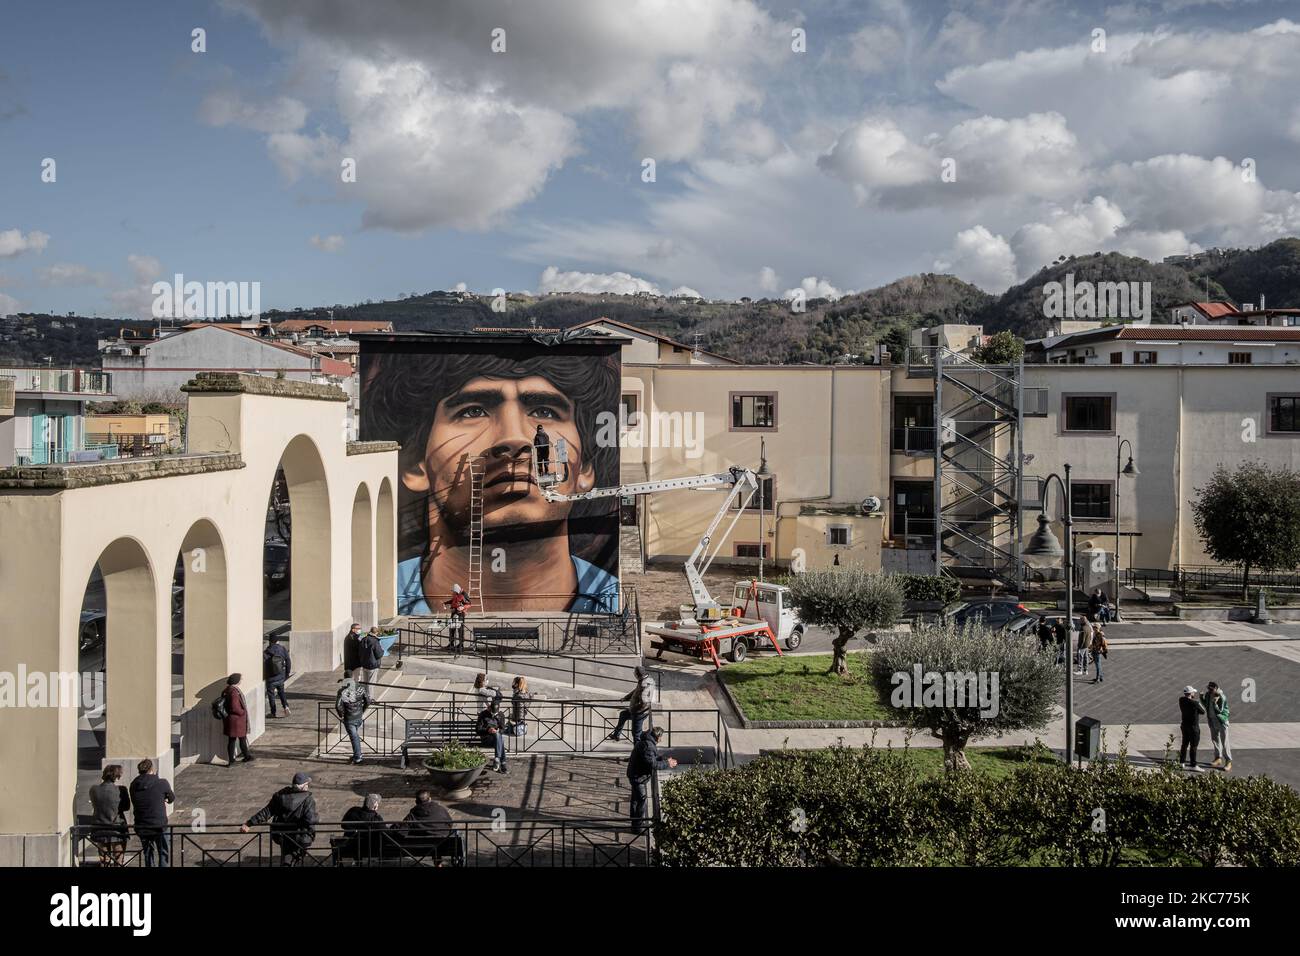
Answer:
[222,673,254,766]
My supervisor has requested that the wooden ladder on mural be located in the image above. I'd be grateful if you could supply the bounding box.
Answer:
[467,456,485,612]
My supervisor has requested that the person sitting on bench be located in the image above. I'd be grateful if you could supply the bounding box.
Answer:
[477,694,509,774]
[389,790,462,865]
[332,793,384,864]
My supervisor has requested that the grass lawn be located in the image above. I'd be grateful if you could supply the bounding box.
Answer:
[889,745,1059,780]
[720,652,893,721]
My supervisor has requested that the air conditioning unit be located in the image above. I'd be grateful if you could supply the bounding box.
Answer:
[861,496,883,515]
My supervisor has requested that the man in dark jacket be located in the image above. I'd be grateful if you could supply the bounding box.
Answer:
[477,696,508,774]
[1179,685,1206,770]
[626,726,677,825]
[333,793,384,864]
[391,790,462,865]
[128,758,175,867]
[343,623,363,678]
[242,772,319,866]
[533,424,551,475]
[335,677,371,765]
[264,635,292,718]
[359,627,384,689]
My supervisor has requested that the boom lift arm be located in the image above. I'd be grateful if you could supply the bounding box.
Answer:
[537,464,759,622]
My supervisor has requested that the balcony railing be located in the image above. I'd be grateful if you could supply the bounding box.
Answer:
[14,443,120,465]
[0,367,113,395]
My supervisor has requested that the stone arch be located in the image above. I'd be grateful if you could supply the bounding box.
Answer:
[96,536,171,783]
[376,477,396,621]
[176,518,229,763]
[351,482,375,627]
[279,434,332,631]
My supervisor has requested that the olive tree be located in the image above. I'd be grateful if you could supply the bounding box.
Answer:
[1192,461,1300,601]
[782,566,903,676]
[871,621,1060,771]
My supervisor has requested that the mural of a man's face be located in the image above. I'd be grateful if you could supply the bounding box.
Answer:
[401,374,595,538]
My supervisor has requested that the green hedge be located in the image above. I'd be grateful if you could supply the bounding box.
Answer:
[896,573,961,604]
[656,747,1300,866]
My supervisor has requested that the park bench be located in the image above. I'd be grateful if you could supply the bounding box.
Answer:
[471,625,541,653]
[400,716,484,769]
[331,824,464,867]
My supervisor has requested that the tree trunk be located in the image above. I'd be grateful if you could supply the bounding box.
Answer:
[1242,562,1251,604]
[828,627,853,676]
[942,734,972,772]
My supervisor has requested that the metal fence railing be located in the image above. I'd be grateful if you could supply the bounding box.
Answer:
[71,819,654,867]
[395,585,642,660]
[316,689,731,768]
[14,443,120,465]
[1123,565,1300,595]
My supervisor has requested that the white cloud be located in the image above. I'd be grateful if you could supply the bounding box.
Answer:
[819,111,1084,208]
[1010,197,1129,279]
[757,266,779,293]
[934,226,1017,292]
[785,276,847,301]
[451,281,468,293]
[38,262,113,287]
[669,285,702,298]
[848,24,904,74]
[538,265,662,296]
[105,254,163,318]
[0,229,50,258]
[270,58,578,232]
[310,234,344,253]
[0,291,19,315]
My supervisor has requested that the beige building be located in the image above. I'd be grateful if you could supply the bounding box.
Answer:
[0,374,397,864]
[623,321,1300,585]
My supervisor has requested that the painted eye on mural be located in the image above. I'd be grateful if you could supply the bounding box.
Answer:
[453,406,489,421]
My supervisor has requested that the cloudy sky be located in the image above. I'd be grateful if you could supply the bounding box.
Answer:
[2,0,1300,317]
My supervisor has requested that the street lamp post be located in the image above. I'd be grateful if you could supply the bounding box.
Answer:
[1114,438,1139,622]
[1025,463,1074,763]
[757,437,769,584]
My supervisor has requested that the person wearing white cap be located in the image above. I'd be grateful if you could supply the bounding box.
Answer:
[444,583,471,653]
[1178,685,1206,770]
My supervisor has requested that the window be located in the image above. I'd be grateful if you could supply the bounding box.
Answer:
[827,525,850,546]
[734,543,770,559]
[1071,482,1112,520]
[733,477,775,511]
[892,395,935,451]
[1109,352,1123,364]
[892,480,934,539]
[1269,394,1300,434]
[1228,352,1253,365]
[1063,394,1114,433]
[620,392,639,429]
[730,392,776,430]
[1133,351,1158,365]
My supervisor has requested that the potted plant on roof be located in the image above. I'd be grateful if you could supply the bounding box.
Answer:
[422,741,489,800]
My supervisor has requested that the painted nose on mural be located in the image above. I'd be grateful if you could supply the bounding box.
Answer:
[484,408,535,485]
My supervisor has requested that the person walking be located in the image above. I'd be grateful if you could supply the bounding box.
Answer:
[1179,685,1206,770]
[359,626,384,690]
[626,726,677,826]
[335,675,372,765]
[1052,616,1068,665]
[264,634,291,718]
[444,585,471,653]
[1204,681,1232,772]
[128,758,175,868]
[607,665,655,743]
[343,623,363,678]
[241,772,318,867]
[533,424,551,476]
[477,694,509,774]
[221,673,254,766]
[1074,616,1091,676]
[1089,623,1108,683]
[88,764,131,867]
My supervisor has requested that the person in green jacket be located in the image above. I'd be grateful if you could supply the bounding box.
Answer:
[1204,681,1232,772]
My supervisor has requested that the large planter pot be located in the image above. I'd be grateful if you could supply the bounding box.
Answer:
[422,759,489,800]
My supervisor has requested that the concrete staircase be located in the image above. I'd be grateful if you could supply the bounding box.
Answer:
[620,523,644,575]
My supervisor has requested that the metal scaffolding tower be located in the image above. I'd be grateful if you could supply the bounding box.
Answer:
[930,347,1025,588]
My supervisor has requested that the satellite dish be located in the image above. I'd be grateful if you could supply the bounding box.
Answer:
[861,496,883,515]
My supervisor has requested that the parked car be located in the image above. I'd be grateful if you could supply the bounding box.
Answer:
[943,598,1031,632]
[264,540,290,593]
